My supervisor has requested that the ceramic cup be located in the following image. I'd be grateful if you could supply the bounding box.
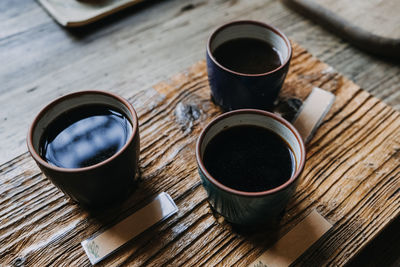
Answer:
[206,20,292,111]
[27,91,140,208]
[196,109,305,225]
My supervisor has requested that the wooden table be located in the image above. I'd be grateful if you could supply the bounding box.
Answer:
[1,0,399,266]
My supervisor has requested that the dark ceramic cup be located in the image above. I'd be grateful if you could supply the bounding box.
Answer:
[206,20,292,111]
[196,109,305,225]
[27,91,140,208]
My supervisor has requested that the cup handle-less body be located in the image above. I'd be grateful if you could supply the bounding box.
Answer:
[27,91,140,208]
[196,110,306,225]
[206,20,292,111]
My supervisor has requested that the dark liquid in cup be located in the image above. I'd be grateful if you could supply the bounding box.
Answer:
[203,125,295,192]
[39,105,132,169]
[212,38,282,74]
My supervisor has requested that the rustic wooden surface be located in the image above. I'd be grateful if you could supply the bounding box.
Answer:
[1,0,400,265]
[0,43,399,266]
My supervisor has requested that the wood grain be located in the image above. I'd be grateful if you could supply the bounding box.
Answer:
[1,0,399,265]
[0,43,399,266]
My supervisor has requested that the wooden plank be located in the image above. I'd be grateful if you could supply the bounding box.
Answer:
[0,43,399,266]
[1,0,399,265]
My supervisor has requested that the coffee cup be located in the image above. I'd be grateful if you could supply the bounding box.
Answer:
[206,20,292,111]
[27,90,140,208]
[196,109,305,225]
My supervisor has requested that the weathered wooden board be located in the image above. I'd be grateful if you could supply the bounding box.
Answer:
[0,43,399,266]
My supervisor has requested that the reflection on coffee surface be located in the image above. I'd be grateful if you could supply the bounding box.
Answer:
[40,105,132,168]
[212,38,282,74]
[203,125,295,192]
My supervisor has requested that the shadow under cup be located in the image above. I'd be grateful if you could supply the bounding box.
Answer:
[207,20,292,111]
[27,91,140,208]
[196,110,305,225]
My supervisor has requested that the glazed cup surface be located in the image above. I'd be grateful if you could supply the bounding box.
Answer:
[207,20,292,111]
[196,109,305,225]
[27,90,140,208]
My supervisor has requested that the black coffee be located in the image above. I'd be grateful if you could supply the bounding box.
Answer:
[212,37,282,74]
[203,125,295,192]
[39,105,132,169]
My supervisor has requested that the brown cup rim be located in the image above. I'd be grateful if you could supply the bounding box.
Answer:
[207,20,293,77]
[26,90,139,173]
[196,109,306,197]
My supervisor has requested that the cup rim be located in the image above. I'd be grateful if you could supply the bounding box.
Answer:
[196,109,306,197]
[207,20,292,77]
[26,90,139,173]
